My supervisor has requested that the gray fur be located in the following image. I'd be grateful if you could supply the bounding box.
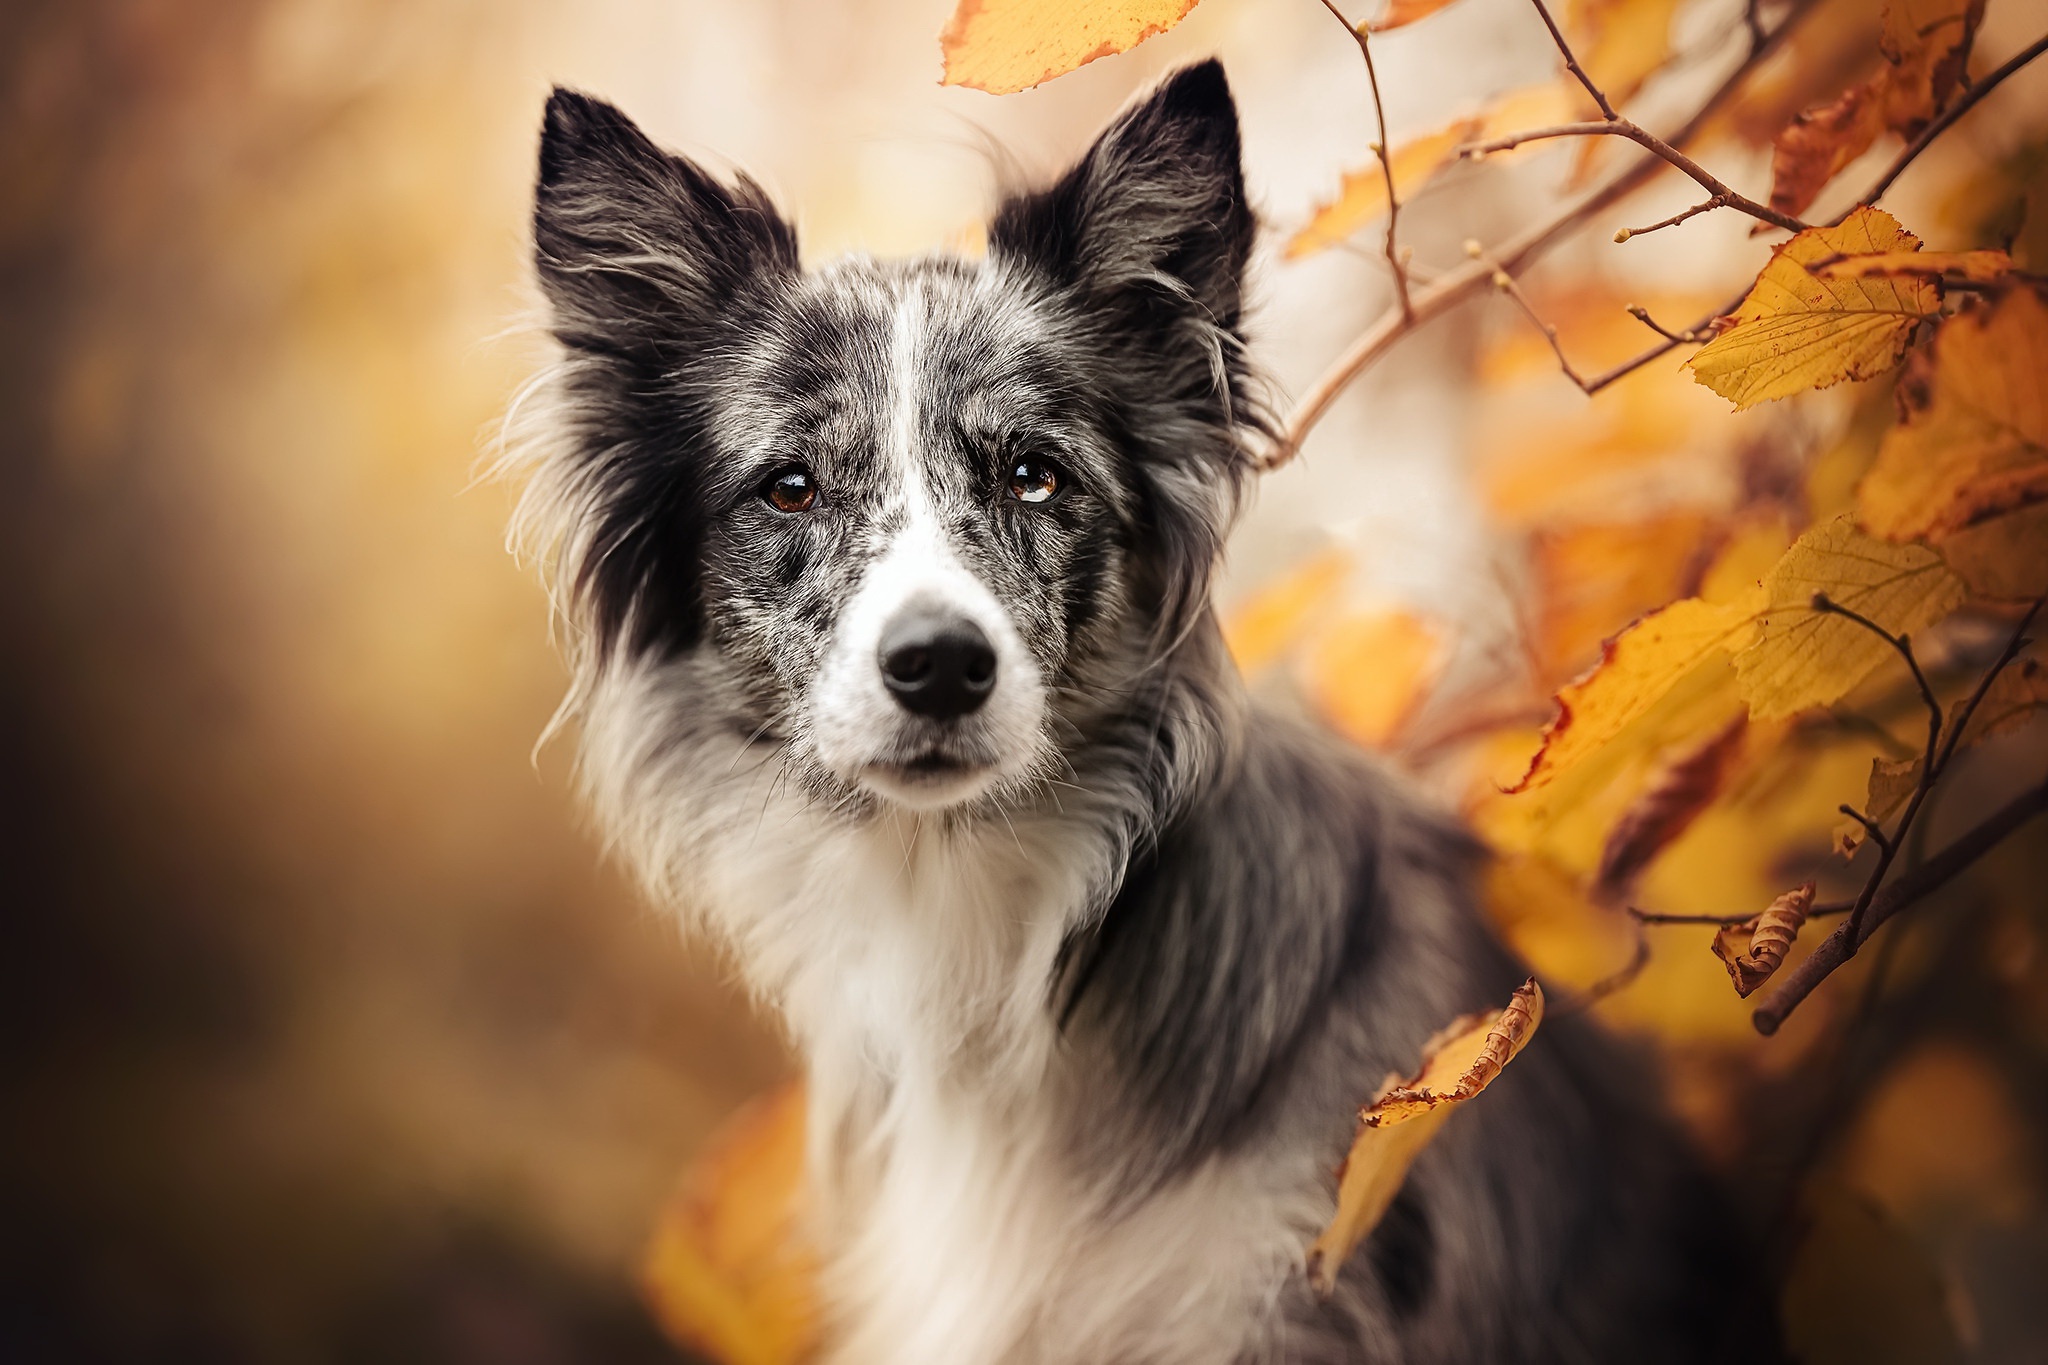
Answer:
[507,61,1771,1365]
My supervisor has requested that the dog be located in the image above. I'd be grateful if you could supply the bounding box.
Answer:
[508,60,1768,1365]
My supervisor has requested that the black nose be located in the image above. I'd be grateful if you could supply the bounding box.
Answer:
[878,610,997,720]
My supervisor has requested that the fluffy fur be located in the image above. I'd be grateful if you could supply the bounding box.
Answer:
[507,62,1770,1364]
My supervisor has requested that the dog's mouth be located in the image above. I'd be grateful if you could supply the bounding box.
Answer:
[861,745,998,809]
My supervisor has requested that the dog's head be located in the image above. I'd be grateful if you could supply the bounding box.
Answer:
[524,61,1261,817]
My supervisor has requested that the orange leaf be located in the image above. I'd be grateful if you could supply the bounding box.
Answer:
[938,0,1201,94]
[1222,548,1351,677]
[643,1082,817,1365]
[1530,512,1717,680]
[1369,0,1466,30]
[1306,980,1544,1296]
[1287,121,1477,259]
[1303,608,1446,748]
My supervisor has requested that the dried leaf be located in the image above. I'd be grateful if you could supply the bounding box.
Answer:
[1287,122,1477,259]
[1508,593,1761,793]
[1814,249,2015,283]
[1834,754,1919,855]
[1858,288,2048,543]
[1223,548,1351,677]
[938,0,1201,94]
[1764,0,1985,219]
[1732,514,1965,720]
[1594,716,1748,899]
[1688,208,1940,411]
[1303,608,1446,748]
[1306,980,1544,1296]
[1710,881,1814,996]
[642,1082,817,1365]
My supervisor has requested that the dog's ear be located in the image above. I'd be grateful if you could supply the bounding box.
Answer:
[533,89,797,355]
[989,60,1253,332]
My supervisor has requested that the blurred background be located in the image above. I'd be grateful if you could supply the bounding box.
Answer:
[3,0,2044,1360]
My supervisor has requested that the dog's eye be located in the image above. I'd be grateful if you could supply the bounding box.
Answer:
[1006,457,1066,506]
[761,466,818,514]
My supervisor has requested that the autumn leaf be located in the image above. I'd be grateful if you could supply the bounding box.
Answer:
[1303,608,1446,748]
[1593,716,1748,900]
[1369,0,1465,31]
[1857,288,2048,544]
[643,1082,816,1365]
[1732,514,1965,720]
[1306,980,1544,1296]
[1765,0,1985,220]
[1834,755,1919,855]
[1710,881,1814,996]
[1530,512,1717,681]
[1567,0,1680,106]
[938,0,1201,94]
[1288,123,1476,259]
[1813,249,2014,284]
[1688,208,1940,411]
[1223,547,1351,676]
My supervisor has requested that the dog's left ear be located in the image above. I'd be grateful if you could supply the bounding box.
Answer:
[989,59,1253,335]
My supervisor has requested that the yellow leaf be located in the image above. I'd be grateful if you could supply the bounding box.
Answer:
[938,0,1201,94]
[1857,288,2048,542]
[1813,249,2014,283]
[643,1082,817,1365]
[1287,122,1476,259]
[1302,608,1446,748]
[1834,754,1919,855]
[1688,208,1939,411]
[1530,511,1717,681]
[1222,548,1351,677]
[1305,980,1544,1296]
[1568,0,1680,106]
[1732,514,1965,720]
[1508,593,1760,792]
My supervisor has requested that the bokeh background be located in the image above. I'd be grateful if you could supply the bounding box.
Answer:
[4,0,2045,1360]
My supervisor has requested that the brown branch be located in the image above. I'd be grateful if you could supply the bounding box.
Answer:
[1753,775,2048,1034]
[1459,120,1809,233]
[1630,902,1852,926]
[1615,194,1730,242]
[1861,31,2048,207]
[1316,0,1413,321]
[1527,0,1617,119]
[1627,302,1719,343]
[1267,0,1822,466]
[1471,243,1593,390]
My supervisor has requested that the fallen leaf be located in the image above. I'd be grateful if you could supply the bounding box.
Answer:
[1594,716,1748,900]
[643,1082,817,1365]
[1306,979,1544,1296]
[1858,288,2048,543]
[1765,0,1985,220]
[1223,548,1352,677]
[1732,514,1965,719]
[1710,881,1814,996]
[1303,608,1447,748]
[1287,122,1478,259]
[1688,208,1940,410]
[938,0,1201,94]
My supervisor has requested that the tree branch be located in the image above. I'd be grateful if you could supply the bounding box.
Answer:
[1861,32,2048,207]
[1267,0,1822,466]
[1316,0,1414,321]
[1753,776,2048,1034]
[1615,194,1731,242]
[1459,120,1809,233]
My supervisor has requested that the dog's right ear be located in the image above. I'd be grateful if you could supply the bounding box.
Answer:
[533,89,797,355]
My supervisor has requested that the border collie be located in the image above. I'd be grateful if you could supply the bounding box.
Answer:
[508,60,1764,1365]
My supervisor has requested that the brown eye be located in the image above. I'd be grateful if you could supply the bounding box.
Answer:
[762,466,818,513]
[1007,457,1065,506]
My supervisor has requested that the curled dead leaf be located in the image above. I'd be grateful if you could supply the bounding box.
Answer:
[1711,882,1814,996]
[1306,979,1544,1296]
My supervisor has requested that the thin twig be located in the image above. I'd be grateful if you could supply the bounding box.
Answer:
[1753,775,2048,1034]
[1931,595,2043,775]
[1627,302,1719,343]
[1527,0,1617,118]
[1316,0,1413,321]
[1566,929,1653,1010]
[1460,120,1809,232]
[1615,194,1731,241]
[1861,32,2048,206]
[1837,804,1894,855]
[1629,902,1852,926]
[1471,243,1591,389]
[1268,0,1823,465]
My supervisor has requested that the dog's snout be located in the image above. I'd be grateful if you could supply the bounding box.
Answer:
[879,610,997,720]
